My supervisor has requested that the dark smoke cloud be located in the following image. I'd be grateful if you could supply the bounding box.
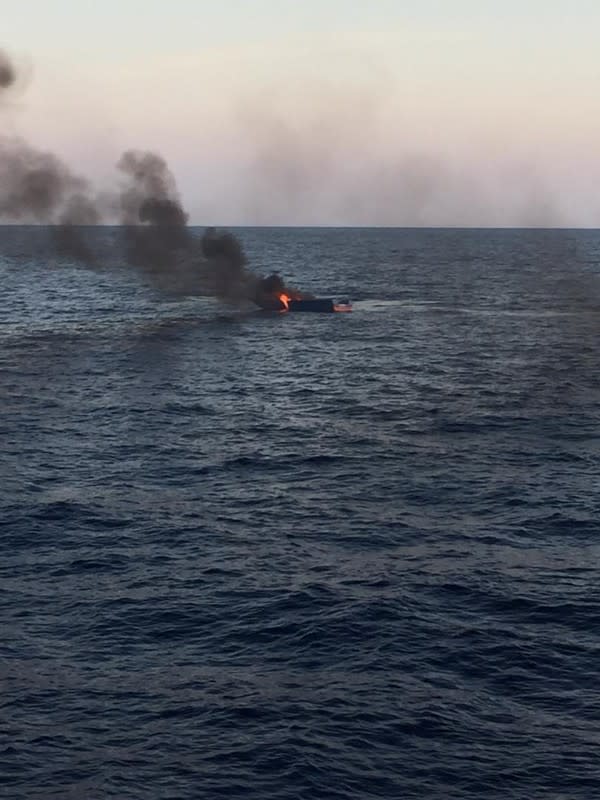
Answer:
[0,138,87,220]
[117,150,191,268]
[0,50,16,90]
[109,150,305,307]
[0,45,312,309]
[0,136,101,262]
[1,49,100,263]
[0,47,31,105]
[113,150,271,303]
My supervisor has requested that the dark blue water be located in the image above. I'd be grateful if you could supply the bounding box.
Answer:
[2,227,600,799]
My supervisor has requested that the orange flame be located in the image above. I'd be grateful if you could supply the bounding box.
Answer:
[279,293,291,311]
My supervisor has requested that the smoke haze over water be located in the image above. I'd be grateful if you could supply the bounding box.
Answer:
[1,38,599,234]
[234,76,577,229]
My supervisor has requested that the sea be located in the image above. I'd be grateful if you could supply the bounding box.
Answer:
[1,227,599,799]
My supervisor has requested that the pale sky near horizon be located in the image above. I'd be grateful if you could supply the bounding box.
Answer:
[3,1,600,225]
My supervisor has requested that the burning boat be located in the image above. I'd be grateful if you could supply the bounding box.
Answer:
[254,274,352,313]
[286,297,352,312]
[198,228,351,312]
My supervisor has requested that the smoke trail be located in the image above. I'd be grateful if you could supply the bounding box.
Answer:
[114,151,301,307]
[0,45,303,309]
[115,151,254,300]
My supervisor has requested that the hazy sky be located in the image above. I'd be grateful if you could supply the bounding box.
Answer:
[3,1,600,225]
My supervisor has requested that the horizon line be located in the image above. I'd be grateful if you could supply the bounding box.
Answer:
[0,224,598,231]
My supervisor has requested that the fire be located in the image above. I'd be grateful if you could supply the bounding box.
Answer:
[279,293,291,311]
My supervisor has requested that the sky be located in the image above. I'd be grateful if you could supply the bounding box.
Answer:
[2,1,600,226]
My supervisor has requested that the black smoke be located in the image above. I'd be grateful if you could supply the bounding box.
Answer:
[0,49,16,90]
[0,46,305,308]
[0,50,100,261]
[117,149,191,269]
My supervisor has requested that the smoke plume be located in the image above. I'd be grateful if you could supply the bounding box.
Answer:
[117,149,191,269]
[0,46,297,309]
